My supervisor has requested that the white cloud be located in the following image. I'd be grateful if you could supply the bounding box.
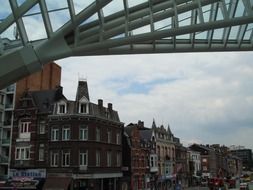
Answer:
[57,52,253,150]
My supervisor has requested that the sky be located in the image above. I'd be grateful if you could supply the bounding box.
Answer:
[57,52,253,150]
[1,0,253,150]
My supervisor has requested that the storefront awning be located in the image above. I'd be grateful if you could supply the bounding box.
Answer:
[43,177,71,190]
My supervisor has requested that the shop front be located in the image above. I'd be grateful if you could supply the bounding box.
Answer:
[0,169,46,190]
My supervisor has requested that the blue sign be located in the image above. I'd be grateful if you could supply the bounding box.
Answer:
[9,169,46,179]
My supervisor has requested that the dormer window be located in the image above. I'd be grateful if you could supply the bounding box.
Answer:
[79,103,88,114]
[59,104,65,113]
[57,102,67,114]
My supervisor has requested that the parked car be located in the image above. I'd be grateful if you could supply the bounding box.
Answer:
[240,182,249,190]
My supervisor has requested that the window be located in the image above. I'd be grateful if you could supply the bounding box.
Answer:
[116,152,121,167]
[19,121,30,133]
[79,125,88,140]
[79,150,88,166]
[96,127,100,142]
[51,152,59,167]
[62,151,70,167]
[96,150,100,166]
[0,94,4,105]
[202,158,207,162]
[79,103,88,113]
[39,144,44,161]
[107,151,112,167]
[116,133,121,145]
[62,127,70,140]
[15,147,30,160]
[39,121,46,134]
[58,103,66,114]
[107,130,111,143]
[51,128,59,141]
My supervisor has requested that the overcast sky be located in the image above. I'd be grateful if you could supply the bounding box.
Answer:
[1,1,253,150]
[57,52,253,150]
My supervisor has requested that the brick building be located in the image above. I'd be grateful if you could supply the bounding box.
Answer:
[123,121,151,190]
[9,87,62,189]
[43,80,123,190]
[0,62,61,181]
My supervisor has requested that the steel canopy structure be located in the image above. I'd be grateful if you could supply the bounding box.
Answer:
[0,0,253,88]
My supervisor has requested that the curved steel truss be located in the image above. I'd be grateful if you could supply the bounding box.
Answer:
[0,0,253,88]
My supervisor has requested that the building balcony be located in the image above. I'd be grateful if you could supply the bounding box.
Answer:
[150,166,158,173]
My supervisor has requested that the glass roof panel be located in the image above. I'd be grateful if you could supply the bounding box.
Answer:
[45,0,68,11]
[23,14,47,41]
[178,11,191,27]
[24,4,41,16]
[243,24,253,40]
[177,34,190,39]
[0,1,12,21]
[212,28,224,39]
[154,18,171,31]
[132,25,150,35]
[103,1,124,17]
[49,9,70,32]
[195,31,208,39]
[234,0,245,17]
[17,0,25,6]
[128,0,147,8]
[216,7,224,21]
[0,23,17,40]
[228,25,240,40]
[72,0,94,14]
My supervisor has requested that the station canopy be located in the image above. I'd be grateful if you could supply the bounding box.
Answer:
[0,0,253,88]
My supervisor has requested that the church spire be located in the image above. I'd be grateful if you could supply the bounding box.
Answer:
[152,118,157,129]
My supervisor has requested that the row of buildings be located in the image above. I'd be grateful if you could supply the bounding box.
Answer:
[0,63,252,190]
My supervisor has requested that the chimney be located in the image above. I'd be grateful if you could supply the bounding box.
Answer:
[98,99,103,108]
[108,103,113,110]
[138,120,144,128]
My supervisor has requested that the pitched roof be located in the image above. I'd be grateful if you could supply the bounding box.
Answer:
[30,88,61,113]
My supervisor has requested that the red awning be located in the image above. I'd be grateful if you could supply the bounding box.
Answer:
[43,177,71,190]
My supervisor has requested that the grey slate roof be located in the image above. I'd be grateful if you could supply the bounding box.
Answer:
[75,80,89,101]
[139,129,152,141]
[30,88,63,113]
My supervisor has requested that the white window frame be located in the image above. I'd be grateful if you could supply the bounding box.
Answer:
[116,152,121,167]
[39,148,44,161]
[39,121,46,134]
[57,103,66,114]
[79,103,89,114]
[107,151,112,167]
[19,121,30,133]
[107,130,111,143]
[51,128,59,141]
[79,150,88,166]
[96,127,100,142]
[51,152,59,167]
[62,151,70,167]
[15,147,30,160]
[79,125,88,140]
[62,127,70,141]
[96,150,100,166]
[116,133,121,145]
